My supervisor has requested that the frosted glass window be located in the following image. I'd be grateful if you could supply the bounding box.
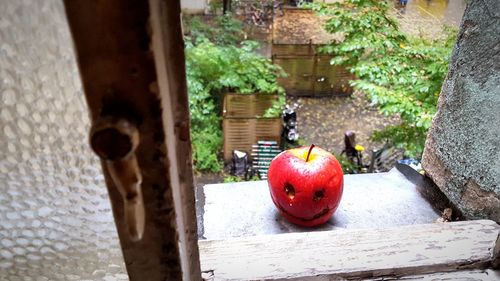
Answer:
[0,1,126,279]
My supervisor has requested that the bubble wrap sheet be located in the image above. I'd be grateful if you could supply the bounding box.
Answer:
[0,0,127,280]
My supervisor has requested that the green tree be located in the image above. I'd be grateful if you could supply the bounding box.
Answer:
[308,0,457,158]
[185,36,286,172]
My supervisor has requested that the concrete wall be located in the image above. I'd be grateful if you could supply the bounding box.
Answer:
[422,0,500,222]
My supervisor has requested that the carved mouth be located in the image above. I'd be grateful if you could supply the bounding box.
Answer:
[276,203,331,222]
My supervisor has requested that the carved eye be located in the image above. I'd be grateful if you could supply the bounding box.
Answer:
[313,189,324,202]
[284,183,295,199]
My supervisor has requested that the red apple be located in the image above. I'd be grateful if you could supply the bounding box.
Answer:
[267,145,344,227]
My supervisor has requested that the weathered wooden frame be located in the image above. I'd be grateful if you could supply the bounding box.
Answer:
[64,0,200,280]
[63,1,499,280]
[199,220,499,280]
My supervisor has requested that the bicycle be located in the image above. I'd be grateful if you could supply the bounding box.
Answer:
[341,131,403,173]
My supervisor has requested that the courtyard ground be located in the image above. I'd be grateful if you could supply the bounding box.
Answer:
[287,92,400,156]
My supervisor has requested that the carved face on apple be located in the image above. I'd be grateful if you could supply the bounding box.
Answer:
[267,145,344,227]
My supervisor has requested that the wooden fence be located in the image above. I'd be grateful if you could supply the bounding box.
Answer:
[223,94,282,161]
[272,43,353,97]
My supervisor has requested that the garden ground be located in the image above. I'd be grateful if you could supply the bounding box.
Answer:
[288,92,399,156]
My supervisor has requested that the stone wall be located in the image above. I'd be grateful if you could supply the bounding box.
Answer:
[422,0,500,222]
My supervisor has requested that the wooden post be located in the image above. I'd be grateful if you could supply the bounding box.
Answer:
[63,0,201,280]
[223,0,231,14]
[310,39,318,97]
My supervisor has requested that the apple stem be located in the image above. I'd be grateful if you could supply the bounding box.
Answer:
[306,144,315,162]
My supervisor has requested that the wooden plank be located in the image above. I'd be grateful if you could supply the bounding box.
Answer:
[384,269,499,280]
[223,118,281,161]
[272,44,315,57]
[199,220,499,280]
[63,0,200,280]
[148,0,201,280]
[223,94,279,118]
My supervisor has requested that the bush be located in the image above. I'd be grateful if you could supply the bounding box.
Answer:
[223,174,261,183]
[185,19,286,172]
[191,129,223,172]
[184,14,246,46]
[333,153,358,174]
